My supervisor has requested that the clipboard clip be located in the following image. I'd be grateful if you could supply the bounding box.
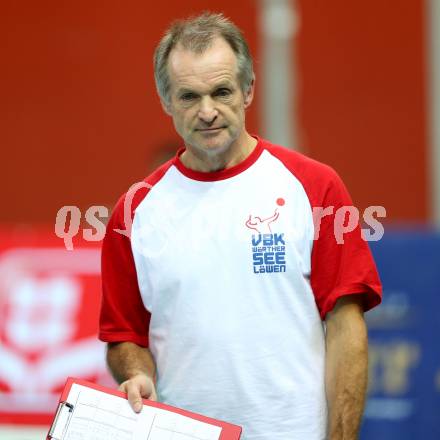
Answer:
[48,401,74,440]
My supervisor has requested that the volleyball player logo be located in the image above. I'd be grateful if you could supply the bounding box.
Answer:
[245,208,280,234]
[245,198,287,274]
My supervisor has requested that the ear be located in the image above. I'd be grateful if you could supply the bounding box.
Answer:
[160,97,172,115]
[243,75,255,109]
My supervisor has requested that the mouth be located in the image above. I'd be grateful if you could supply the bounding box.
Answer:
[195,127,225,132]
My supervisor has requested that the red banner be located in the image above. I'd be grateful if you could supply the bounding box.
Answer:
[0,229,114,425]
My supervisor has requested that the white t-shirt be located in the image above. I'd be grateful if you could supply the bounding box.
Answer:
[100,137,381,440]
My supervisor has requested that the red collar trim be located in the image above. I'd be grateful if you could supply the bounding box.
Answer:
[173,136,264,182]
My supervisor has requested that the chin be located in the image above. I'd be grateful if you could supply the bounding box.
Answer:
[192,135,234,157]
[201,141,231,156]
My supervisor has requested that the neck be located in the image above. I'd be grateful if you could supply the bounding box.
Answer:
[180,132,257,173]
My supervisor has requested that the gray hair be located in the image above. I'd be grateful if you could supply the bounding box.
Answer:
[153,12,254,105]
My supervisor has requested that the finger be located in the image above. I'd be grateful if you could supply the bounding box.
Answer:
[125,382,143,413]
[149,388,158,402]
[118,382,127,393]
[140,379,156,401]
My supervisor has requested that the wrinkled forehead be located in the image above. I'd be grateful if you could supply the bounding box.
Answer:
[167,38,240,88]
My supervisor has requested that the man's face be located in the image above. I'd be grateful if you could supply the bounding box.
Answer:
[163,37,254,157]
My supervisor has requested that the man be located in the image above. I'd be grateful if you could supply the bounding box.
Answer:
[99,12,382,440]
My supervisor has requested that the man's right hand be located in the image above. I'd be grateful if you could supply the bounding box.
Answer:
[118,373,157,413]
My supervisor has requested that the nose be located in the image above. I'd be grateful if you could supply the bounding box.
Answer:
[197,96,218,123]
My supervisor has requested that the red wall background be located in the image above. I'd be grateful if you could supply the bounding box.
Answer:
[296,0,429,222]
[1,1,260,224]
[1,0,429,224]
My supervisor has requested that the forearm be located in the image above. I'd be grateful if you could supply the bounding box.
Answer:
[107,342,156,384]
[325,297,368,439]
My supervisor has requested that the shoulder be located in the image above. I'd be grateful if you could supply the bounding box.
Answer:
[260,138,348,206]
[109,157,176,227]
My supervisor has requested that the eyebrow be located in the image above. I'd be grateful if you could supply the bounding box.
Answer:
[212,81,234,90]
[176,82,234,96]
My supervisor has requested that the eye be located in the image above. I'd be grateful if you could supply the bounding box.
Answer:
[214,88,232,97]
[180,92,197,101]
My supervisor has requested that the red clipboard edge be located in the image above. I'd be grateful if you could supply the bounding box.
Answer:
[47,377,241,440]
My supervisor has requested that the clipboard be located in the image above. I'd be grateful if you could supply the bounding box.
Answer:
[47,377,242,440]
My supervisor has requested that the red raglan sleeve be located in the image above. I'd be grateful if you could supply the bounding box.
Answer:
[99,193,151,347]
[310,168,382,319]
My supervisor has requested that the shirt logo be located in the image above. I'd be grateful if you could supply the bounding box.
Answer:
[245,198,287,274]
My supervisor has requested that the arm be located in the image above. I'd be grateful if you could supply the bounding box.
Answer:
[325,294,368,440]
[107,341,157,412]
